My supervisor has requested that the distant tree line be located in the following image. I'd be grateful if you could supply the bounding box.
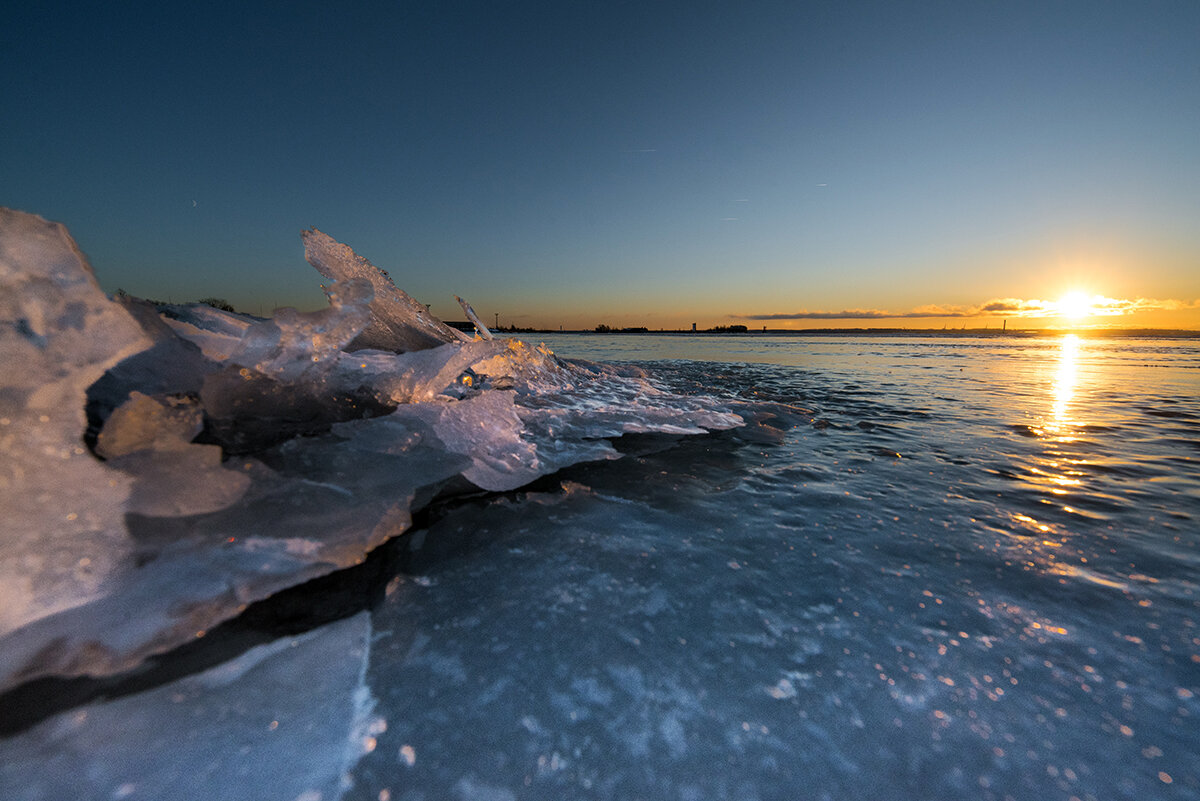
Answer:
[198,297,236,312]
[594,324,649,333]
[113,288,238,313]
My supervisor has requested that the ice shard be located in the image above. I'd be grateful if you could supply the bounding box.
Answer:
[227,278,373,382]
[302,228,470,352]
[96,392,251,517]
[456,294,494,340]
[0,208,742,696]
[0,209,150,638]
[0,614,377,801]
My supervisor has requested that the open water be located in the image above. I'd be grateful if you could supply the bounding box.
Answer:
[347,333,1199,801]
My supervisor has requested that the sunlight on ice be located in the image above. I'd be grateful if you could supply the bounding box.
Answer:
[5,206,1196,800]
[0,207,743,699]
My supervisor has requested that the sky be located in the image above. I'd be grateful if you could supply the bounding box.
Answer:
[4,0,1199,330]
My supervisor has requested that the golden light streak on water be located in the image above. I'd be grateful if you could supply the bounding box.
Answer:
[1049,334,1079,438]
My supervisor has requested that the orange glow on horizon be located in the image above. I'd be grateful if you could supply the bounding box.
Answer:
[443,288,1199,332]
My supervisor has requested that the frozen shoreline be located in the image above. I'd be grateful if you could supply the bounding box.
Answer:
[6,209,1196,801]
[1,208,747,689]
[0,208,758,799]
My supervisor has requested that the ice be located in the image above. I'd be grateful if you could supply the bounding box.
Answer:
[348,337,578,406]
[94,391,204,458]
[455,294,494,340]
[0,209,150,639]
[226,278,372,382]
[389,389,545,491]
[155,300,256,361]
[0,207,742,696]
[0,422,470,688]
[302,228,471,352]
[0,613,376,801]
[96,392,250,517]
[0,209,756,801]
[351,337,742,491]
[85,295,220,431]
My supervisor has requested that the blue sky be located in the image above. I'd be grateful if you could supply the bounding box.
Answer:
[4,1,1198,328]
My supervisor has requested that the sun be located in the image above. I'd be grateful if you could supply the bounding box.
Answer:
[1057,291,1092,321]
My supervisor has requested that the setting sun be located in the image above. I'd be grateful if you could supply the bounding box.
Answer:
[1057,291,1093,321]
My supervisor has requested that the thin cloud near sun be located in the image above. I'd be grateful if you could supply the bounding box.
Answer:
[735,296,1200,322]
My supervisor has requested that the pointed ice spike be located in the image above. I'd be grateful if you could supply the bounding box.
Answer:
[455,295,494,341]
[302,228,467,352]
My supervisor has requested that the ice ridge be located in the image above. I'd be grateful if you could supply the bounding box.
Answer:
[0,209,742,696]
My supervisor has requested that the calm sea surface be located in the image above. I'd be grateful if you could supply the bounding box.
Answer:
[351,334,1199,801]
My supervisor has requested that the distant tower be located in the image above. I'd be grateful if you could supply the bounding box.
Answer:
[691,322,697,332]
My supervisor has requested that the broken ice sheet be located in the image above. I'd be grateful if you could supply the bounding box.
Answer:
[0,613,377,801]
[155,301,256,362]
[0,208,150,639]
[95,391,205,459]
[84,296,222,439]
[94,392,252,518]
[389,389,548,492]
[228,278,373,382]
[0,417,471,689]
[0,209,744,697]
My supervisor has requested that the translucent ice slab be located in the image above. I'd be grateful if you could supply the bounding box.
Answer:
[0,210,742,694]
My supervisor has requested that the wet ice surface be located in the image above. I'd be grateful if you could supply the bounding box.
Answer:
[0,210,743,801]
[0,211,741,695]
[344,337,1199,801]
[2,206,1198,800]
[2,613,376,801]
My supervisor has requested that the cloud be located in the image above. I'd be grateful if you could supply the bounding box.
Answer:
[740,305,978,320]
[734,296,1199,321]
[989,296,1200,318]
[1081,296,1200,316]
[977,298,1042,314]
[744,309,914,320]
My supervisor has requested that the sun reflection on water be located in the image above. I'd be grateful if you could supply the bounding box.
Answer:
[1017,335,1088,506]
[1049,334,1079,438]
[998,335,1107,580]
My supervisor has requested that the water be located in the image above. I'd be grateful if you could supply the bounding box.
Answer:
[349,333,1199,801]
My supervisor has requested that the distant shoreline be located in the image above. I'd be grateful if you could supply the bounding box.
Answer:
[493,327,1200,339]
